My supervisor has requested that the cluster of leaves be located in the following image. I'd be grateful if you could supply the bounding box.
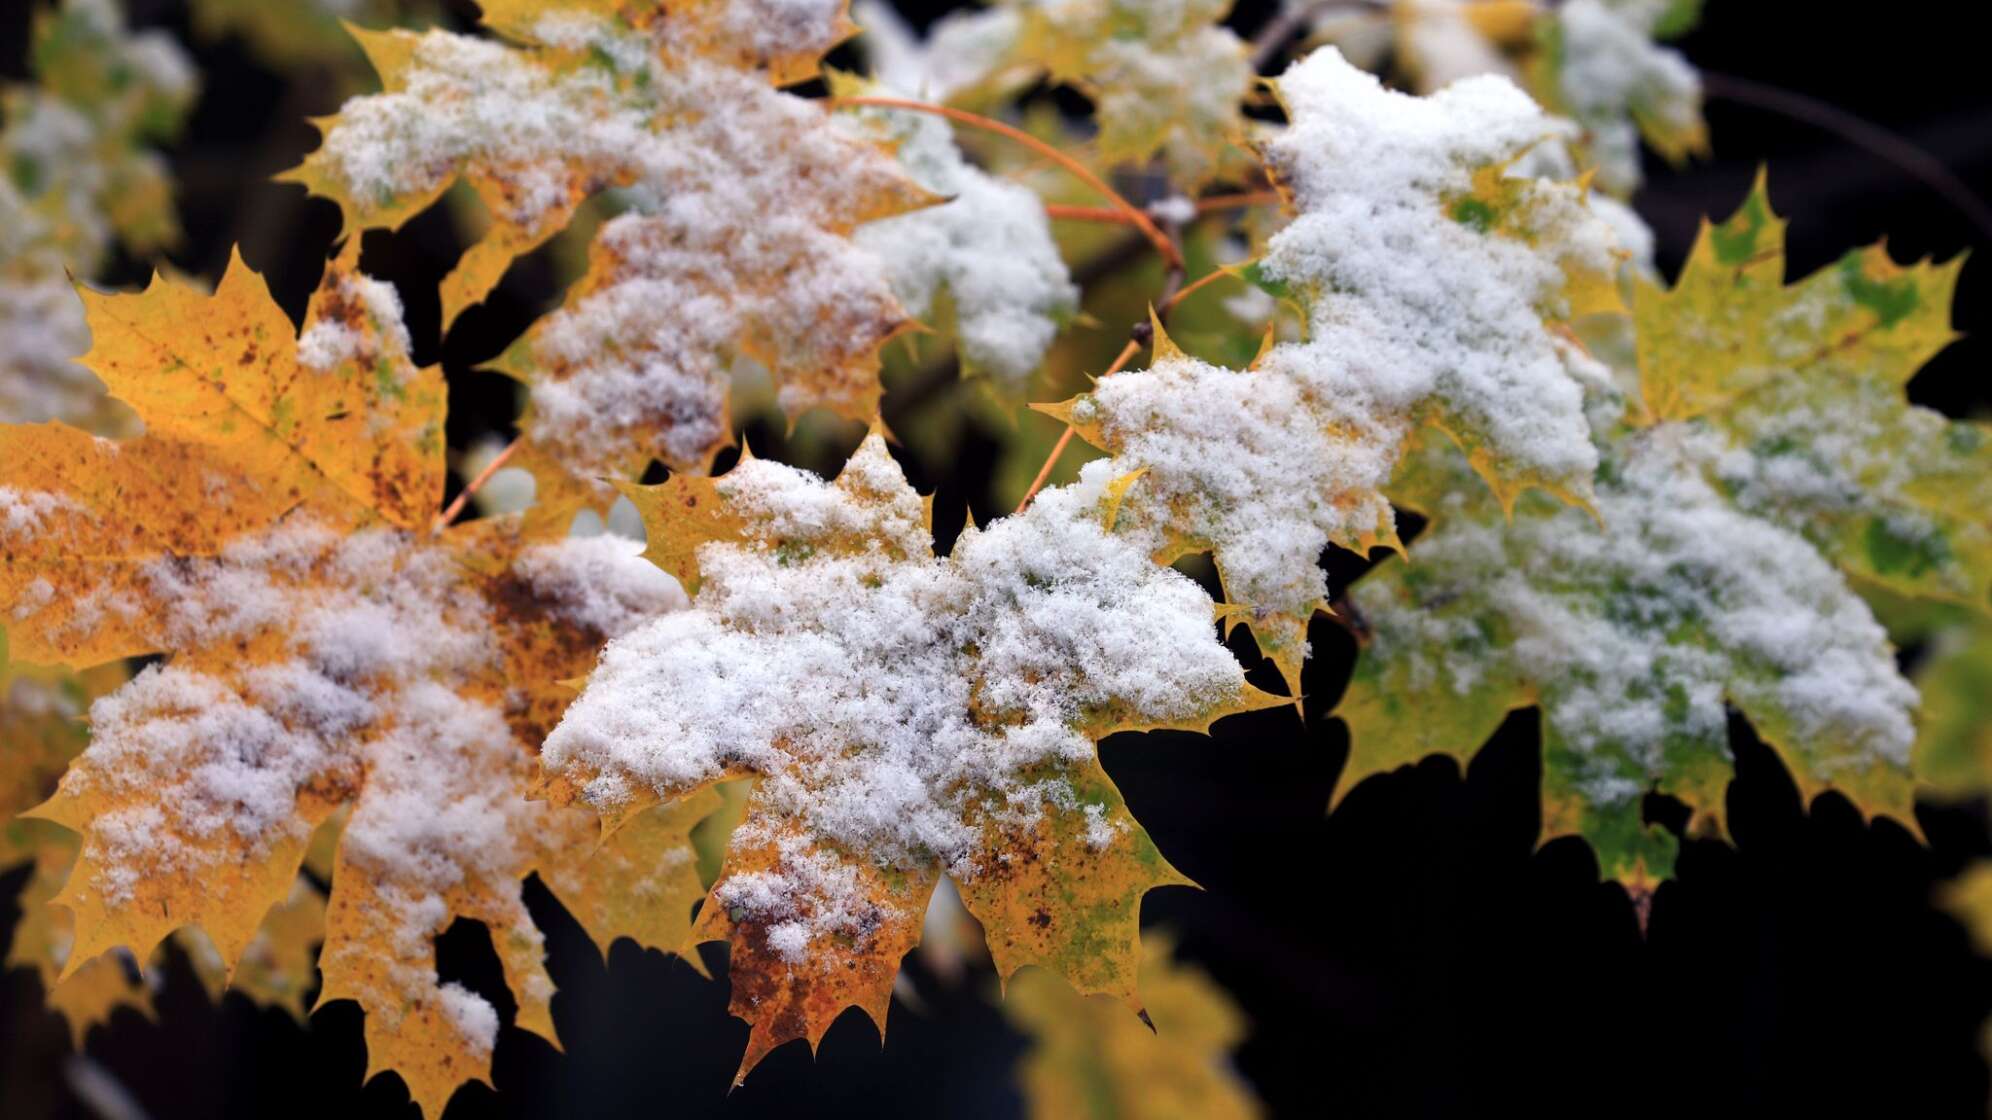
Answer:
[0,243,716,1114]
[2,0,1988,1115]
[1309,0,1706,194]
[0,0,195,427]
[1337,181,1971,914]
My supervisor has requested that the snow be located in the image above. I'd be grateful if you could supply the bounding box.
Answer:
[1355,428,1918,810]
[854,0,1022,101]
[297,270,412,374]
[840,95,1077,391]
[1553,0,1702,194]
[47,507,684,1048]
[1147,196,1197,226]
[1087,22,1252,182]
[513,535,688,637]
[543,436,1244,967]
[310,17,921,478]
[436,981,500,1057]
[1078,49,1620,618]
[1396,0,1515,92]
[0,487,87,539]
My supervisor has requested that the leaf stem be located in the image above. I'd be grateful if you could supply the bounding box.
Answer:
[1015,339,1142,513]
[1195,190,1282,212]
[831,96,1182,268]
[1159,265,1230,314]
[1044,192,1282,226]
[435,436,520,532]
[1043,203,1136,223]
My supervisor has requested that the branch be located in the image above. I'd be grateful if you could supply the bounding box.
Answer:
[435,437,520,532]
[1197,190,1282,212]
[1043,203,1133,223]
[830,96,1182,268]
[1015,339,1142,513]
[1159,265,1231,314]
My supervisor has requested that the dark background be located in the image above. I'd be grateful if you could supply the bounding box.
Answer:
[4,0,1991,1116]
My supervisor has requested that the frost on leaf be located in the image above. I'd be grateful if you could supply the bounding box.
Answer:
[835,76,1079,395]
[1633,179,1983,607]
[0,252,703,1116]
[1043,49,1622,694]
[541,434,1277,1080]
[1006,935,1263,1120]
[1,0,196,429]
[284,3,936,516]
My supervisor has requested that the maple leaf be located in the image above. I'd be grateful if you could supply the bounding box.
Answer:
[1,651,152,1047]
[174,868,329,1022]
[1527,0,1708,195]
[0,249,710,1115]
[1005,934,1263,1120]
[1633,178,1983,608]
[1333,178,1976,924]
[1633,177,1960,422]
[1912,618,1992,800]
[284,3,936,518]
[1041,49,1622,694]
[6,839,154,1049]
[539,433,1279,1080]
[832,74,1080,396]
[1340,423,1922,922]
[1007,0,1253,187]
[854,0,1254,185]
[1,0,196,430]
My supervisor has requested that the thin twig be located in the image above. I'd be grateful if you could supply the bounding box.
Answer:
[831,96,1182,267]
[1047,191,1281,226]
[1699,71,1992,246]
[1155,225,1188,316]
[435,437,520,531]
[1015,339,1142,513]
[1196,190,1282,212]
[1016,426,1078,514]
[1159,265,1230,314]
[1043,203,1134,223]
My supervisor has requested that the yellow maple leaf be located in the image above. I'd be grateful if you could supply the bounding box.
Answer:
[1634,177,1987,608]
[539,433,1280,1081]
[0,250,715,1116]
[1005,0,1253,187]
[1042,51,1622,696]
[1634,175,1961,423]
[284,2,937,524]
[1005,935,1263,1120]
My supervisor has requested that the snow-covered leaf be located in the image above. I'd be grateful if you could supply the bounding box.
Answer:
[541,434,1279,1080]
